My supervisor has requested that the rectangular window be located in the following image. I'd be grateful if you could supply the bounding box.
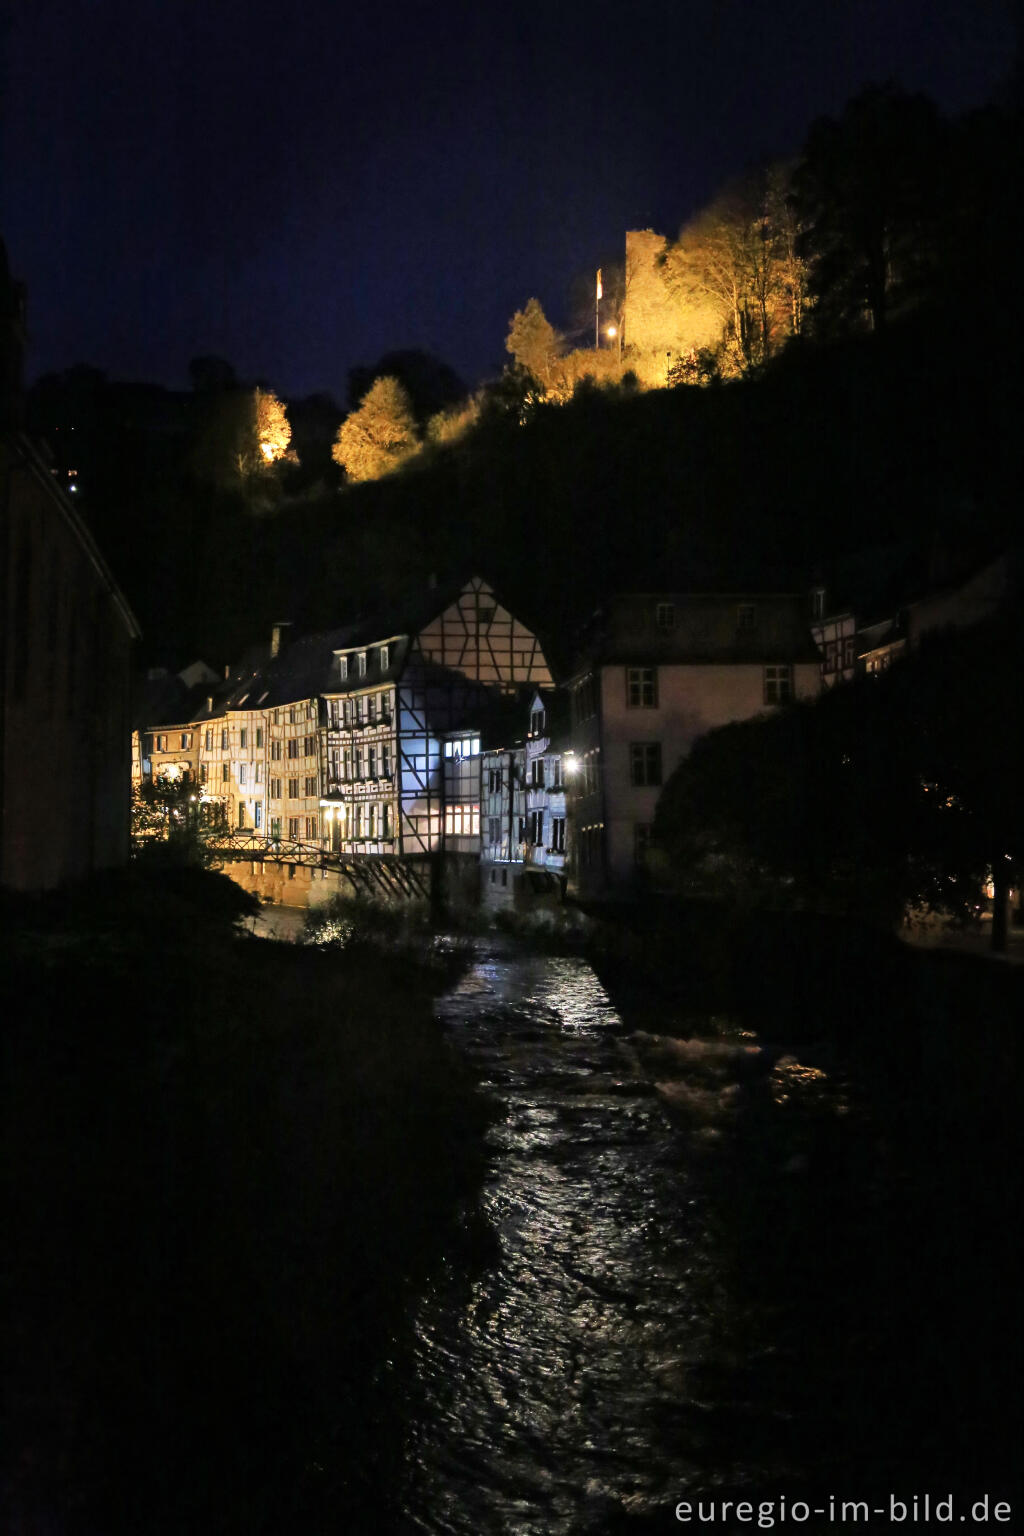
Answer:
[626,667,657,708]
[381,743,391,777]
[339,655,349,680]
[549,757,562,789]
[270,777,281,799]
[488,767,503,794]
[655,601,675,632]
[270,816,281,839]
[381,803,391,839]
[356,651,367,677]
[305,775,316,796]
[238,763,247,786]
[488,816,500,846]
[288,817,299,839]
[255,726,263,748]
[629,742,662,787]
[221,728,229,749]
[221,762,229,782]
[551,817,566,853]
[528,809,544,845]
[343,699,353,726]
[367,694,376,724]
[254,801,262,830]
[271,740,282,760]
[255,763,263,784]
[304,734,314,757]
[737,604,756,634]
[444,805,480,836]
[239,727,248,749]
[306,815,318,839]
[530,758,545,787]
[764,665,793,704]
[379,644,389,671]
[634,823,654,864]
[287,738,299,759]
[238,802,246,828]
[180,732,191,750]
[530,707,545,736]
[355,747,363,778]
[205,729,212,751]
[343,748,352,780]
[200,762,208,784]
[287,777,299,799]
[367,745,377,778]
[289,708,296,725]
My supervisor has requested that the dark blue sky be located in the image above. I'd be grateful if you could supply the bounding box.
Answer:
[1,0,1016,403]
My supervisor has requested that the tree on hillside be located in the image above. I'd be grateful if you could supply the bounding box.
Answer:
[668,164,805,371]
[191,386,294,494]
[505,298,561,386]
[348,349,466,427]
[331,376,420,482]
[791,84,947,335]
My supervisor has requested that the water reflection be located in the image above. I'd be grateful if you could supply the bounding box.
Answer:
[400,951,745,1533]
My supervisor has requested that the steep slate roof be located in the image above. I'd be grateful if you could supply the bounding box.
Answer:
[572,592,822,671]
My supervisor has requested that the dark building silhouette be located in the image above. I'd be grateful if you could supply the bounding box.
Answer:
[1,239,140,891]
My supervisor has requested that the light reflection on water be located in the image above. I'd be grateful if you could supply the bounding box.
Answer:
[398,950,743,1534]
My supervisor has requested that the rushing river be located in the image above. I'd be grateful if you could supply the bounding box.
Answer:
[392,945,835,1534]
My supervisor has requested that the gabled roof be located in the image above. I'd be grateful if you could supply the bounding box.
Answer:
[570,591,821,671]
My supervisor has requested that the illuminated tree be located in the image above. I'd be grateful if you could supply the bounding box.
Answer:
[505,298,560,386]
[331,375,420,482]
[191,386,294,491]
[254,387,292,466]
[668,165,804,371]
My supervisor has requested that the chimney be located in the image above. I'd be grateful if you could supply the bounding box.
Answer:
[224,665,230,680]
[270,621,291,658]
[206,696,213,713]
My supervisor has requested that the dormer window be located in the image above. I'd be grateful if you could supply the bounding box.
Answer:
[379,644,389,671]
[530,707,545,737]
[356,652,367,678]
[339,655,348,680]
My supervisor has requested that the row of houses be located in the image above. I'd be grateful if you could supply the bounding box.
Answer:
[137,548,1013,908]
[136,577,829,904]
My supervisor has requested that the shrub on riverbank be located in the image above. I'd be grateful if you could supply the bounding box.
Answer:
[3,867,490,1534]
[304,891,477,988]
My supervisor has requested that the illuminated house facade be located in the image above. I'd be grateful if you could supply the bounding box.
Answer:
[136,579,552,903]
[320,578,552,869]
[566,593,822,896]
[479,688,570,910]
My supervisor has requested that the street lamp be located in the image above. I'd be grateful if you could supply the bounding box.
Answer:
[606,325,622,364]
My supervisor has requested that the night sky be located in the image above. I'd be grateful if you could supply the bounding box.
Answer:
[1,0,1015,403]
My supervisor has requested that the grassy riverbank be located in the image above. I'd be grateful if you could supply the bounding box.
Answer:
[2,869,491,1534]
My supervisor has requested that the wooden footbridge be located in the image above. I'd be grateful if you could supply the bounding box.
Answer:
[206,830,431,900]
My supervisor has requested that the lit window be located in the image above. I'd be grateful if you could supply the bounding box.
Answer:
[339,655,348,680]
